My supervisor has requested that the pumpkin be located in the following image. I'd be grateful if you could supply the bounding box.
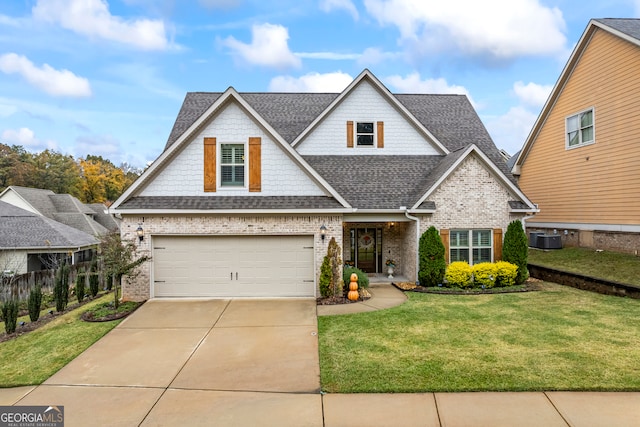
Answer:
[350,273,358,282]
[347,290,359,301]
[349,281,358,291]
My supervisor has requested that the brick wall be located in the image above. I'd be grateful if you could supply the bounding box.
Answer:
[342,222,408,275]
[120,214,343,301]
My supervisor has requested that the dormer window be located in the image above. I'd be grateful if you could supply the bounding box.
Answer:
[356,122,374,146]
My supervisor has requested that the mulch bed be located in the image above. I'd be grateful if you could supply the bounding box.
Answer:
[392,278,544,295]
[317,288,372,305]
[80,302,142,322]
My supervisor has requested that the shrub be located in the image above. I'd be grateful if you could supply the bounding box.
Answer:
[473,263,497,288]
[327,237,343,298]
[1,299,19,334]
[54,263,70,312]
[28,283,43,322]
[494,261,518,287]
[503,220,529,285]
[343,266,369,290]
[444,261,473,288]
[76,271,86,304]
[89,260,100,297]
[418,226,446,286]
[319,256,332,297]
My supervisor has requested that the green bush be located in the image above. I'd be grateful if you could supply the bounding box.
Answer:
[444,261,473,288]
[76,272,86,304]
[319,256,332,297]
[472,263,497,288]
[494,261,518,287]
[503,220,529,285]
[54,263,70,312]
[343,266,369,289]
[28,284,43,322]
[418,226,446,286]
[1,299,19,334]
[89,260,100,297]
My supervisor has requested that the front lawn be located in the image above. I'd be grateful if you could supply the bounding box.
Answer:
[528,247,640,286]
[318,282,640,393]
[0,294,123,387]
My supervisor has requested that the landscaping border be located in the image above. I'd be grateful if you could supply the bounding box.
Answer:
[528,263,640,299]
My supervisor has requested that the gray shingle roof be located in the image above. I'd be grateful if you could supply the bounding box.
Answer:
[304,155,443,209]
[5,186,114,235]
[118,196,345,210]
[595,18,640,40]
[87,203,121,231]
[0,201,99,249]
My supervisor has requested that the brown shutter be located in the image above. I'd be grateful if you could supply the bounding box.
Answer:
[204,137,216,192]
[377,121,384,148]
[249,137,261,192]
[346,121,354,148]
[440,229,450,264]
[493,228,503,261]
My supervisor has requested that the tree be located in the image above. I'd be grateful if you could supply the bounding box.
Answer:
[503,220,529,285]
[30,150,82,196]
[326,237,343,298]
[98,231,150,308]
[418,226,446,286]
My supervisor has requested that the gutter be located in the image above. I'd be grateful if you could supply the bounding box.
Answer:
[404,208,420,285]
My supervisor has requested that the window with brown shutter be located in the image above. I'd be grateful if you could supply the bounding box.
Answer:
[347,121,354,148]
[203,137,216,192]
[377,121,384,148]
[249,137,261,192]
[493,228,503,261]
[440,229,450,264]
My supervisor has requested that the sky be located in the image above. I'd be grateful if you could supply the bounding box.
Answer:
[0,0,638,168]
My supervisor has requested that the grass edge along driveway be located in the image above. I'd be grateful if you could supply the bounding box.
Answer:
[318,282,640,393]
[0,294,122,387]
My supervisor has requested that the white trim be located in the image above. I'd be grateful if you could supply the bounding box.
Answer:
[411,144,537,212]
[111,88,352,211]
[291,69,449,155]
[344,213,413,222]
[218,141,247,189]
[449,229,493,265]
[565,106,595,150]
[525,221,640,233]
[110,208,352,215]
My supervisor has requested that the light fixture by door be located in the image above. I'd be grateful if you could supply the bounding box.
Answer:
[320,224,327,241]
[136,225,144,242]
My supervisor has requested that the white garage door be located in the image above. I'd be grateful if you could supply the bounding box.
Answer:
[152,235,315,297]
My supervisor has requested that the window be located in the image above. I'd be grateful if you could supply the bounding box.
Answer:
[356,122,374,146]
[450,230,492,264]
[220,144,245,187]
[566,108,594,148]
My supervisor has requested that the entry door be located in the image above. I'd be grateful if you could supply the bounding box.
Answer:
[355,228,382,273]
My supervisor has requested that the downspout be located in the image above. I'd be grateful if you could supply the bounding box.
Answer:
[404,209,420,285]
[520,204,539,232]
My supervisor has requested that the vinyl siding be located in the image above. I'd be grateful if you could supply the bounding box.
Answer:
[519,28,640,226]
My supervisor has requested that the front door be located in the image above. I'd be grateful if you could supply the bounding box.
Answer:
[355,228,382,273]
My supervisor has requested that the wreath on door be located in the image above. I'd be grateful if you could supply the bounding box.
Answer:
[359,233,374,250]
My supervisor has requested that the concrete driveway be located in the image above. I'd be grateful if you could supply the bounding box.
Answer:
[11,299,323,427]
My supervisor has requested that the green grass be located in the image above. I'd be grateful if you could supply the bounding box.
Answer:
[0,294,122,387]
[528,247,640,286]
[318,283,640,393]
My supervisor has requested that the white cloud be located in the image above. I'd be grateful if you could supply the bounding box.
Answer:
[32,0,171,51]
[0,53,92,98]
[357,47,401,66]
[269,71,353,92]
[1,127,58,151]
[385,72,475,105]
[221,23,301,69]
[363,0,567,60]
[484,106,538,154]
[75,134,120,157]
[513,81,552,108]
[320,0,359,20]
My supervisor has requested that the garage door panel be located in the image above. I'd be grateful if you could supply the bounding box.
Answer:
[153,236,315,298]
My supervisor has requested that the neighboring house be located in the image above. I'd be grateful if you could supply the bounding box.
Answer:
[0,186,118,235]
[512,19,640,253]
[0,201,99,274]
[111,69,537,301]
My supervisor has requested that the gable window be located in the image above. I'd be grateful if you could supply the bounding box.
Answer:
[566,108,594,148]
[450,229,492,265]
[356,122,374,146]
[220,144,245,187]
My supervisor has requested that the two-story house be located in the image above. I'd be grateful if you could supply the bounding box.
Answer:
[111,69,537,300]
[512,19,640,254]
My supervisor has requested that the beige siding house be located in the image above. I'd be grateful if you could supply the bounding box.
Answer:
[512,19,640,253]
[112,69,537,301]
